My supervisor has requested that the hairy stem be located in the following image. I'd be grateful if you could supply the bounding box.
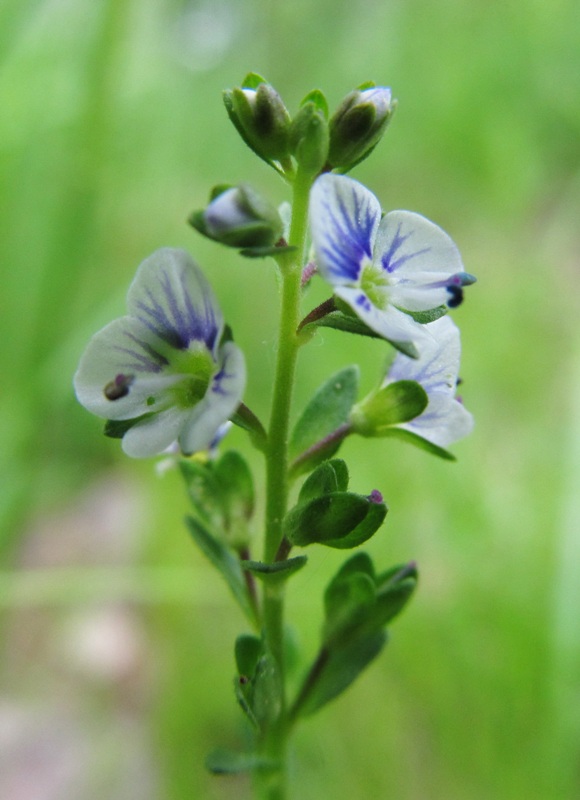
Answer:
[255,167,313,800]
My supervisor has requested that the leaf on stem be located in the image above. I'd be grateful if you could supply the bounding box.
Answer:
[185,516,257,624]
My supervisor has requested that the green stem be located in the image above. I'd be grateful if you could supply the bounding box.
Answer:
[255,167,313,800]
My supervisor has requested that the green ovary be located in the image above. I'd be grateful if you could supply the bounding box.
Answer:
[169,346,214,409]
[360,261,390,310]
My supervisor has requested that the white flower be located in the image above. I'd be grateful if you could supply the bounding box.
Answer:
[309,174,475,347]
[74,248,245,458]
[385,316,473,447]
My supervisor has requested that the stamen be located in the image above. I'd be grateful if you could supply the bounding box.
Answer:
[104,373,134,400]
[446,285,463,308]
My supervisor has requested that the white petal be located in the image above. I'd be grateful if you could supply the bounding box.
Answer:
[402,395,474,447]
[73,316,181,420]
[335,286,432,347]
[178,341,246,455]
[375,211,464,311]
[387,316,460,393]
[122,407,188,458]
[310,174,381,285]
[127,248,223,354]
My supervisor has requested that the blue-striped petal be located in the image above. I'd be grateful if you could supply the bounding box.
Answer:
[386,316,473,447]
[127,248,223,354]
[310,174,381,284]
[374,211,466,312]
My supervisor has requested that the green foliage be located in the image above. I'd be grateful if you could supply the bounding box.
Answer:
[185,516,257,625]
[180,450,255,546]
[284,460,388,549]
[351,380,429,435]
[290,554,417,717]
[240,556,307,582]
[289,367,359,474]
[298,459,349,504]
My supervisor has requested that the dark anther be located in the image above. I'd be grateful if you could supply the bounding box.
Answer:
[446,285,464,308]
[104,373,134,401]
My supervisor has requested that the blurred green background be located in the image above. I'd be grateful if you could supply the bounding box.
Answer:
[1,0,579,797]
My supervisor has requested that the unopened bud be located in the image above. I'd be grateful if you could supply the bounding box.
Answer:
[328,85,395,171]
[223,74,291,165]
[189,184,284,249]
[289,102,329,176]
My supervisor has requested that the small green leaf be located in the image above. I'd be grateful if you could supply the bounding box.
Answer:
[300,89,329,117]
[298,459,349,504]
[323,572,376,643]
[214,450,255,523]
[252,652,283,726]
[185,516,256,623]
[205,748,274,775]
[293,630,387,717]
[242,72,267,89]
[179,459,225,529]
[290,366,359,462]
[325,552,375,591]
[103,414,152,439]
[284,492,387,549]
[379,427,456,460]
[235,634,262,677]
[404,305,448,324]
[240,556,307,581]
[230,404,267,451]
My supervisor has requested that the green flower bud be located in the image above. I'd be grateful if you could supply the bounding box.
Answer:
[223,73,291,166]
[189,184,284,249]
[289,102,329,176]
[328,85,395,171]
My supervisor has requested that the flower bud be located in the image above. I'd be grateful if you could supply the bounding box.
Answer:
[289,102,329,176]
[328,85,395,171]
[189,184,284,249]
[223,73,291,166]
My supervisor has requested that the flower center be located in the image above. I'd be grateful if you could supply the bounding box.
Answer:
[360,260,390,310]
[169,344,214,409]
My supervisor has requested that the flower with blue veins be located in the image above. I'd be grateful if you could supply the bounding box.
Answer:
[384,315,474,448]
[309,173,476,347]
[74,248,246,458]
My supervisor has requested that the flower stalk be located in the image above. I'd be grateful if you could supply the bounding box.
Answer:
[254,166,314,799]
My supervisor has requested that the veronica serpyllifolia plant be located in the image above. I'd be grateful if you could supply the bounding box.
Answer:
[74,75,476,799]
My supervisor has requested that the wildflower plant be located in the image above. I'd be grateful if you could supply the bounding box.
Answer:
[74,74,475,799]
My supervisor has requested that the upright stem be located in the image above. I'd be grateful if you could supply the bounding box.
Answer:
[255,167,313,799]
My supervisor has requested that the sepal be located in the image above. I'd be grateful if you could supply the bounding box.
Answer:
[350,380,429,436]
